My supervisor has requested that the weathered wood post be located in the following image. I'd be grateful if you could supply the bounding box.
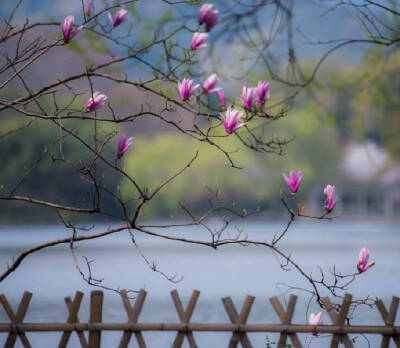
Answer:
[171,289,200,348]
[119,289,147,348]
[89,291,103,348]
[376,296,400,348]
[222,295,255,348]
[0,291,32,348]
[59,291,88,348]
[321,293,354,348]
[269,294,302,348]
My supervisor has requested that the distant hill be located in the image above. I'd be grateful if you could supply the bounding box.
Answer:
[1,0,369,64]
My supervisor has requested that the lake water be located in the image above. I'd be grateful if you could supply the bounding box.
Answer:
[0,220,399,347]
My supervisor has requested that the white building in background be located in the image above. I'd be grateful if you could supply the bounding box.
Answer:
[340,141,389,183]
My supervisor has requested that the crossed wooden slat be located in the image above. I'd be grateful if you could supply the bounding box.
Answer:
[376,296,400,348]
[222,295,255,348]
[58,291,88,348]
[269,295,302,348]
[171,289,200,348]
[119,289,147,348]
[0,291,32,348]
[3,289,400,348]
[321,293,354,348]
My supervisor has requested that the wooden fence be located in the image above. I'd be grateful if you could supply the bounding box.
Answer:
[0,290,399,348]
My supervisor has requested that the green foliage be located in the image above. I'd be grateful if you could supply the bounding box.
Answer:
[120,133,259,215]
[325,49,400,159]
[126,3,141,21]
[157,7,174,25]
[120,108,339,217]
[85,31,109,54]
[0,88,341,222]
[66,39,87,55]
[0,113,119,223]
[137,22,154,46]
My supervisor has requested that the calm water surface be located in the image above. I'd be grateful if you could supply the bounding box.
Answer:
[0,220,399,347]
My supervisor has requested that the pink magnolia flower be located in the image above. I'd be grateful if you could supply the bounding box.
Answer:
[203,74,219,94]
[108,9,128,28]
[256,80,270,108]
[309,312,323,325]
[357,247,375,273]
[242,85,256,110]
[221,108,246,134]
[282,170,302,194]
[178,78,199,101]
[61,16,83,43]
[85,1,94,17]
[191,32,208,50]
[324,184,337,213]
[308,312,323,336]
[117,134,134,158]
[198,4,213,24]
[198,4,219,32]
[204,9,218,32]
[217,89,226,107]
[85,92,107,112]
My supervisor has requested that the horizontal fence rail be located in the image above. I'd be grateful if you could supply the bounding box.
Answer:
[0,290,399,348]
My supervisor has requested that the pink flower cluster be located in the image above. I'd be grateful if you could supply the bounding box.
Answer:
[86,96,133,159]
[117,134,134,158]
[281,172,376,275]
[281,171,338,213]
[178,74,226,107]
[191,32,209,50]
[308,312,323,336]
[221,108,246,134]
[357,247,375,273]
[178,78,200,101]
[61,16,83,43]
[178,77,271,133]
[85,1,94,17]
[309,312,323,326]
[203,74,220,94]
[203,74,226,107]
[324,184,337,213]
[85,92,107,112]
[108,9,128,28]
[282,170,302,194]
[61,7,128,43]
[242,81,270,110]
[198,4,219,32]
[191,4,219,50]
